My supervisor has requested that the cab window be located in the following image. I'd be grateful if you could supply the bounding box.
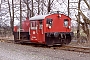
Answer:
[31,21,37,30]
[46,18,53,26]
[64,19,69,27]
[39,20,43,29]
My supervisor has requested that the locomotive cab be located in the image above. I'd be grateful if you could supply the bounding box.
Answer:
[29,13,73,46]
[44,14,73,46]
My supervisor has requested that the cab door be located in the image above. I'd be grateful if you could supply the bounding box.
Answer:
[30,20,44,43]
[30,21,38,42]
[38,20,44,43]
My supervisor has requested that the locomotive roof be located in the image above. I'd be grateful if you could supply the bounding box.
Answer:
[30,15,49,20]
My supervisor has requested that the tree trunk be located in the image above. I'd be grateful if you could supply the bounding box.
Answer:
[27,0,29,18]
[83,0,90,9]
[87,29,90,45]
[77,0,81,43]
[8,0,12,27]
[31,0,34,17]
[23,0,32,17]
[37,0,40,15]
[47,0,51,13]
[41,0,44,14]
[11,0,14,32]
[20,0,22,29]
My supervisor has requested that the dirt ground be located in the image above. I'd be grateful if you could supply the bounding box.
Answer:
[68,39,90,48]
[0,41,90,60]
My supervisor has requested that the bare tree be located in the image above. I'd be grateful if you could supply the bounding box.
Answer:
[7,0,11,26]
[76,0,90,44]
[20,0,22,29]
[41,0,44,14]
[77,0,81,43]
[23,0,32,17]
[31,0,34,16]
[37,0,40,15]
[47,0,51,13]
[83,0,90,9]
[11,0,14,32]
[47,0,54,13]
[2,0,90,45]
[0,1,1,11]
[27,0,29,18]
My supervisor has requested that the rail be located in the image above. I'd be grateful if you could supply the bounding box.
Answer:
[52,45,90,53]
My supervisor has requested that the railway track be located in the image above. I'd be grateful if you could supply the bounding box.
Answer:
[29,44,90,53]
[52,45,90,53]
[0,39,90,53]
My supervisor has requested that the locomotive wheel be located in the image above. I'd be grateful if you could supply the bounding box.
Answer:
[46,39,54,46]
[14,40,20,44]
[20,42,25,45]
[14,36,18,44]
[65,35,71,44]
[61,34,71,45]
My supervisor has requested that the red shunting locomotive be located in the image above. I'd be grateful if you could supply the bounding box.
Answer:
[13,12,73,46]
